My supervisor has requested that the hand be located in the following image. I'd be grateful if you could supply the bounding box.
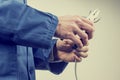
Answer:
[55,15,94,49]
[55,39,88,62]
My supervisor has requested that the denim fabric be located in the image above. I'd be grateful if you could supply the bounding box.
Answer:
[0,0,67,80]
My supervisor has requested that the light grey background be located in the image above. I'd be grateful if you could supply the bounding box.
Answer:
[28,0,120,80]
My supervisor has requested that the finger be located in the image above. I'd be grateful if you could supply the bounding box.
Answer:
[81,17,94,39]
[75,52,88,58]
[74,49,88,58]
[76,19,95,39]
[63,39,74,46]
[75,16,94,29]
[80,17,94,26]
[74,27,88,46]
[79,52,88,58]
[65,32,83,48]
[56,39,73,52]
[81,23,94,39]
[72,50,83,62]
[74,55,82,62]
[77,46,89,52]
[86,31,94,40]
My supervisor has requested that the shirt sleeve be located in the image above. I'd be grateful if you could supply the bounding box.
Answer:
[33,39,68,74]
[0,0,58,49]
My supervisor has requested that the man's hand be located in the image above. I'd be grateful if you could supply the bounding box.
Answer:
[55,39,88,62]
[55,15,94,50]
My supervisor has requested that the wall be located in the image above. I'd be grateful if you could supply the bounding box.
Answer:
[27,0,120,80]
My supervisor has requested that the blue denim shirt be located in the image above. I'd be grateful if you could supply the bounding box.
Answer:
[0,0,68,80]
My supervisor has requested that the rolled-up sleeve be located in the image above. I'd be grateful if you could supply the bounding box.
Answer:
[0,0,58,48]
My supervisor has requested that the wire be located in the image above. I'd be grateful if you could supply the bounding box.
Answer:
[74,59,78,80]
[74,9,101,80]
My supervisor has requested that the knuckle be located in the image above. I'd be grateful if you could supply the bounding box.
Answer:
[66,32,73,38]
[91,22,94,26]
[80,52,88,58]
[80,46,89,52]
[73,15,81,22]
[69,23,77,29]
[89,27,95,33]
[82,33,88,39]
[79,42,83,48]
[83,53,88,58]
[70,23,77,28]
[89,27,95,32]
[79,58,82,62]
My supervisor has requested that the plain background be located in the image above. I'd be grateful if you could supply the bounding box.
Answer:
[27,0,120,80]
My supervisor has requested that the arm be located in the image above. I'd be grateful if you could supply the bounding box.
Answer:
[33,39,89,75]
[0,0,95,50]
[33,39,68,74]
[0,0,58,48]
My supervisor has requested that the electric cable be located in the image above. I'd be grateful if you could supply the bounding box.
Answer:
[74,59,78,80]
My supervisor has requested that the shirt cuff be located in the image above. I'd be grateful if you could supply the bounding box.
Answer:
[48,39,63,63]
